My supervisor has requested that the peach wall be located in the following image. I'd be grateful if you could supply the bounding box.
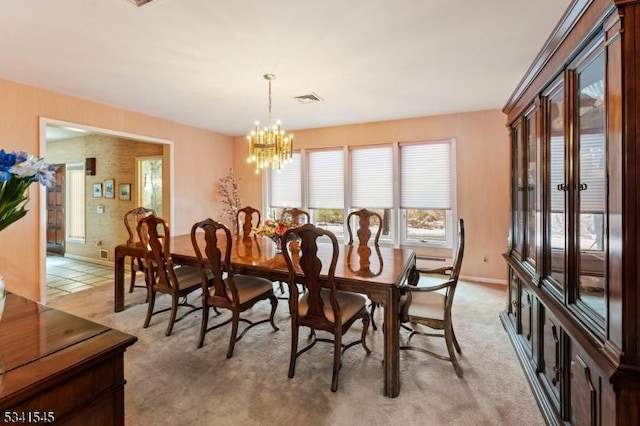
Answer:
[233,110,510,283]
[0,78,233,302]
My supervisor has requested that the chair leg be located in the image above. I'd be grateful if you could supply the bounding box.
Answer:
[143,289,156,328]
[452,327,462,354]
[370,302,378,330]
[361,315,372,353]
[165,295,179,337]
[129,259,136,293]
[197,305,210,348]
[288,324,299,378]
[331,333,342,392]
[268,295,279,331]
[227,311,240,359]
[445,324,463,378]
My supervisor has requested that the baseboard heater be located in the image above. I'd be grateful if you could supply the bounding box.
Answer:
[415,255,451,270]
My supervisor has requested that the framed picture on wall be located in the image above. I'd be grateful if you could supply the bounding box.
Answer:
[119,183,131,201]
[92,183,102,198]
[104,179,115,199]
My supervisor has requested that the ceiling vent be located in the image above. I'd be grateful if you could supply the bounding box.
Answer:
[129,0,155,7]
[294,92,323,104]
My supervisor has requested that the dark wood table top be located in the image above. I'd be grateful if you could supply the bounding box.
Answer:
[0,292,137,406]
[170,234,415,290]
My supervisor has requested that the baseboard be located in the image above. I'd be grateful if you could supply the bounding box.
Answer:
[62,253,113,267]
[459,275,507,286]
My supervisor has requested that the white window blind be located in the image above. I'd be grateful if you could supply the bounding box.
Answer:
[270,152,301,207]
[351,146,393,208]
[308,150,344,209]
[67,164,85,239]
[549,135,565,212]
[400,141,451,209]
[579,132,606,213]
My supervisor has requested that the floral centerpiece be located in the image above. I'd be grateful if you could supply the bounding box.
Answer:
[252,218,298,252]
[0,149,56,231]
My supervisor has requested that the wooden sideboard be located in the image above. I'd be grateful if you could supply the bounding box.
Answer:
[0,292,137,424]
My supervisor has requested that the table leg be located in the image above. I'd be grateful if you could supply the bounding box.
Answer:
[383,286,400,397]
[114,247,125,312]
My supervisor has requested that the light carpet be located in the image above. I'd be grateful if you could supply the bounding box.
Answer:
[49,277,543,426]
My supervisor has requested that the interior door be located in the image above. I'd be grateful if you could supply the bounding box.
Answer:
[46,164,65,255]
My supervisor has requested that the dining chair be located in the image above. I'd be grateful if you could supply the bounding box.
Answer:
[274,208,311,296]
[137,214,202,336]
[236,205,261,238]
[399,218,465,377]
[346,208,382,247]
[282,223,371,392]
[280,208,310,225]
[124,206,156,294]
[347,209,383,329]
[191,218,279,357]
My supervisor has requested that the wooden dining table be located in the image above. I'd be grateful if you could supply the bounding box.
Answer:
[113,234,418,398]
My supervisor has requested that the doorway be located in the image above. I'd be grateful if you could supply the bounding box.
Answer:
[137,156,163,213]
[40,117,174,302]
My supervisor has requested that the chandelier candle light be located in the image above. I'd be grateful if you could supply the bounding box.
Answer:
[246,74,293,174]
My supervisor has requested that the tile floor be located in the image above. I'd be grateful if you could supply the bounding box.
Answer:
[46,255,131,303]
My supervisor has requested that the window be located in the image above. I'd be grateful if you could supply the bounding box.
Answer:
[350,146,393,240]
[400,141,453,246]
[268,152,301,220]
[308,149,344,237]
[266,139,455,249]
[66,163,85,241]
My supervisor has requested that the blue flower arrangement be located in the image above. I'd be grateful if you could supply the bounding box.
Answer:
[0,149,56,231]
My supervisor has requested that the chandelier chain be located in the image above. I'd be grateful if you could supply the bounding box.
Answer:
[268,78,272,126]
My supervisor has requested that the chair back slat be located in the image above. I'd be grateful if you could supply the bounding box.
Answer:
[137,215,176,292]
[191,219,233,301]
[346,209,382,247]
[281,208,310,225]
[124,207,156,244]
[236,206,261,239]
[283,224,340,325]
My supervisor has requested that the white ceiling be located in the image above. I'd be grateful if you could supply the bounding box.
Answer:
[0,0,571,137]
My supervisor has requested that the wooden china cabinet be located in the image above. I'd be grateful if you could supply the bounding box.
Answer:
[501,0,640,424]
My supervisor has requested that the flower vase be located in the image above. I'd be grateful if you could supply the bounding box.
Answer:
[270,235,283,253]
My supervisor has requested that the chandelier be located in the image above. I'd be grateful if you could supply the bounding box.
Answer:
[246,74,293,174]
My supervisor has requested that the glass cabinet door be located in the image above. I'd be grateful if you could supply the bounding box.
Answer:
[525,108,538,268]
[546,81,566,295]
[512,122,524,258]
[575,48,606,319]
